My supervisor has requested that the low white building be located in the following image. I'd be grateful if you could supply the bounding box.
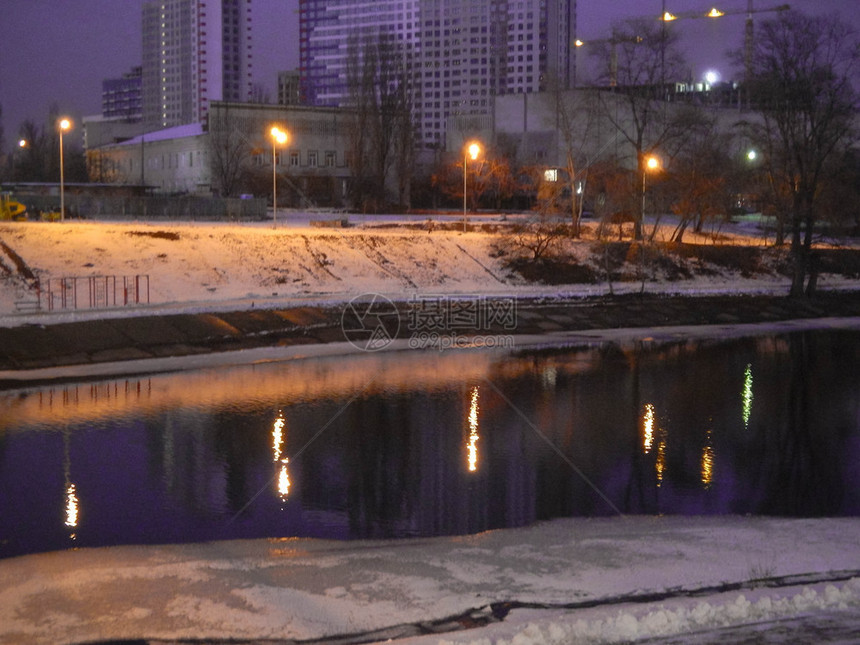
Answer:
[88,123,211,194]
[88,102,354,205]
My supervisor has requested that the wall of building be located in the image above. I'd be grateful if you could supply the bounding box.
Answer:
[207,101,353,204]
[89,124,211,194]
[89,102,355,204]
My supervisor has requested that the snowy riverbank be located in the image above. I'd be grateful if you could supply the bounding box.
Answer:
[3,217,857,327]
[1,515,859,644]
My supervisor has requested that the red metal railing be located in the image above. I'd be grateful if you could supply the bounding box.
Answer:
[34,275,150,311]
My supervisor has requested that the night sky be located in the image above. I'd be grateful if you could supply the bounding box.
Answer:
[1,0,856,149]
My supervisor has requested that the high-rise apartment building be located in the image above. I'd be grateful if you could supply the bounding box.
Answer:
[277,70,302,106]
[142,0,253,130]
[298,0,576,149]
[102,67,143,121]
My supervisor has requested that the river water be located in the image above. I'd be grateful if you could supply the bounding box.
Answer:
[1,328,858,559]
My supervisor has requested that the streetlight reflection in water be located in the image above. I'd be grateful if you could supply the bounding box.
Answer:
[742,363,754,427]
[467,386,480,472]
[272,411,291,499]
[2,329,857,560]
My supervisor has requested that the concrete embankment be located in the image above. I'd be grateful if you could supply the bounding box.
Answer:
[1,291,860,388]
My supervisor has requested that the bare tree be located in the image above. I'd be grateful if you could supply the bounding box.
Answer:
[208,104,254,197]
[547,84,603,236]
[743,10,859,296]
[346,31,415,212]
[589,18,701,240]
[13,112,86,183]
[668,120,734,243]
[86,149,129,184]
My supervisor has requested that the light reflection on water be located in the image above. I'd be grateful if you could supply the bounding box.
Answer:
[1,330,858,559]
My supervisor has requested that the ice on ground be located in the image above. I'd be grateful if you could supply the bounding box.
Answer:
[1,516,858,644]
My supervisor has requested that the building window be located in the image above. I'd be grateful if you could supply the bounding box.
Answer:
[290,151,300,166]
[325,151,336,167]
[308,151,318,167]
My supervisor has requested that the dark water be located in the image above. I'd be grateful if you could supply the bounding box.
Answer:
[1,329,858,559]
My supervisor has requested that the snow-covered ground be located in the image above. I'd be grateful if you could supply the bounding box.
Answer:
[0,516,858,644]
[1,217,859,644]
[3,216,853,327]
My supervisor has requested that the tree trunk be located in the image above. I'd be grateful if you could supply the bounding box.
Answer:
[788,215,807,298]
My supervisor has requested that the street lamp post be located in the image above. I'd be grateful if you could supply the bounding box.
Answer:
[15,139,27,181]
[270,126,288,226]
[58,119,71,221]
[641,154,660,237]
[463,141,481,232]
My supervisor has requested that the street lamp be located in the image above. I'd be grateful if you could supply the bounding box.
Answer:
[463,140,481,232]
[270,125,288,226]
[14,139,27,181]
[642,154,661,235]
[58,118,71,221]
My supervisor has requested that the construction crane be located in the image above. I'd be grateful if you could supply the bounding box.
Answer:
[574,34,643,87]
[574,1,789,88]
[660,1,790,81]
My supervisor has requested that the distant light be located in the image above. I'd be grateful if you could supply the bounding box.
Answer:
[747,149,757,161]
[59,118,71,131]
[575,39,584,47]
[544,168,558,182]
[707,7,725,17]
[704,70,720,85]
[662,11,677,21]
[18,139,27,148]
[646,155,660,170]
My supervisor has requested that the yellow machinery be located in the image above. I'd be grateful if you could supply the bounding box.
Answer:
[1,193,28,221]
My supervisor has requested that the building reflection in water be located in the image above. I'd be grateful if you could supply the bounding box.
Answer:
[466,386,480,472]
[272,411,290,499]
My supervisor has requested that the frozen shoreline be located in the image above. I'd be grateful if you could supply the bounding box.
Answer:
[1,515,858,645]
[2,314,860,387]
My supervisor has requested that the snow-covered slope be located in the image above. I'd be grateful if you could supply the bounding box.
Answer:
[3,218,846,324]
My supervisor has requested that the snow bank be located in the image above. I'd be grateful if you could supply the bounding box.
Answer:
[1,516,858,644]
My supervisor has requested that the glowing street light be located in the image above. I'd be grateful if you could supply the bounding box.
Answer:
[463,140,481,232]
[13,139,28,181]
[58,118,71,221]
[270,125,289,226]
[642,154,661,232]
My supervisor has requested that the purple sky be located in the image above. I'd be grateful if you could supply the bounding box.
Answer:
[1,0,855,150]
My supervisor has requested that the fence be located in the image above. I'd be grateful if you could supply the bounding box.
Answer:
[17,194,267,221]
[30,275,150,312]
